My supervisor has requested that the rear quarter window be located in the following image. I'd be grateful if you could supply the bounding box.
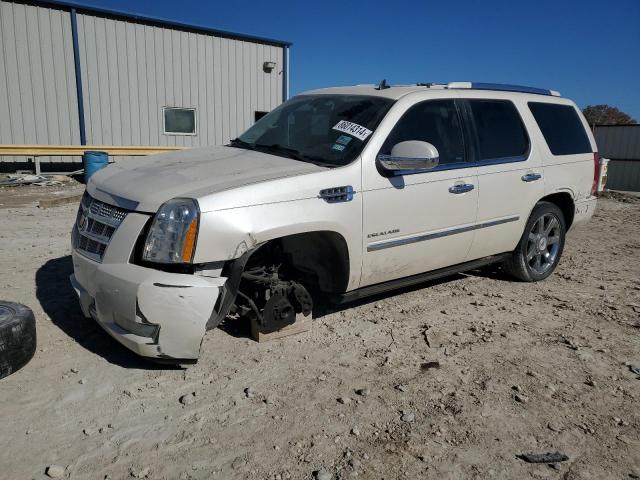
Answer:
[528,102,592,155]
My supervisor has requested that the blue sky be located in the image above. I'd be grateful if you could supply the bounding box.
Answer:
[68,0,640,120]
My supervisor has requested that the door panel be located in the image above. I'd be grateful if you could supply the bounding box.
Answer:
[359,97,478,288]
[464,99,544,260]
[467,164,543,259]
[361,170,478,286]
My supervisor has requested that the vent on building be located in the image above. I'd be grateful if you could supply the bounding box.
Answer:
[255,111,269,122]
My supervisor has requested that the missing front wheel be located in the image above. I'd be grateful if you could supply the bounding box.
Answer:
[234,265,313,333]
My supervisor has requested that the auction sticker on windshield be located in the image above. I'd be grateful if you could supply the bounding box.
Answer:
[335,135,353,146]
[332,120,373,141]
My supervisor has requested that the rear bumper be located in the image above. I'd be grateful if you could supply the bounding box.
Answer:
[572,196,597,228]
[70,250,226,361]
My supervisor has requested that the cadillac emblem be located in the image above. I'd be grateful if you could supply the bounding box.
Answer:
[77,210,89,233]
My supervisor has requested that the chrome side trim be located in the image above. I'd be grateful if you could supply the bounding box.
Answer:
[366,215,520,252]
[386,155,529,176]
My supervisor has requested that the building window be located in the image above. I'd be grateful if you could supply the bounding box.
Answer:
[255,111,269,122]
[163,107,196,135]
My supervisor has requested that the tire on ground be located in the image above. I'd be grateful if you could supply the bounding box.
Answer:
[504,201,567,282]
[0,301,37,380]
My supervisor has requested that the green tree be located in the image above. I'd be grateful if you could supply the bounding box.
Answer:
[582,105,636,127]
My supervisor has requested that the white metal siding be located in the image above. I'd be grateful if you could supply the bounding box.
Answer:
[76,14,283,149]
[0,1,80,164]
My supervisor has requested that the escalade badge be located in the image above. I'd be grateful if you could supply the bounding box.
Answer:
[367,229,399,239]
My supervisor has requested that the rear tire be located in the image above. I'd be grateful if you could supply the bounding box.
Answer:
[0,301,36,380]
[504,202,566,282]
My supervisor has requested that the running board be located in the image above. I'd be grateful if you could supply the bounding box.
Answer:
[337,253,510,304]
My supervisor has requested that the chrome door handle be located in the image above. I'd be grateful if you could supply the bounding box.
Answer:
[522,173,542,182]
[449,183,475,194]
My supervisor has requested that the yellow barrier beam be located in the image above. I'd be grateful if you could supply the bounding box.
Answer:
[0,144,185,156]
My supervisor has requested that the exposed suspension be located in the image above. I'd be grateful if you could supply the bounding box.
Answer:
[235,265,312,333]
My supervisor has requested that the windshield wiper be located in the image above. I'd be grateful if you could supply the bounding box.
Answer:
[231,141,334,167]
[296,155,336,168]
[253,143,306,161]
[257,144,335,167]
[258,144,340,167]
[228,138,255,150]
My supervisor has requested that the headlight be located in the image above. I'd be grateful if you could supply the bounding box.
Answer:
[142,198,199,264]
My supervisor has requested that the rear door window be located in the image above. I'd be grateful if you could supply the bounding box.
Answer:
[467,100,529,162]
[528,102,592,155]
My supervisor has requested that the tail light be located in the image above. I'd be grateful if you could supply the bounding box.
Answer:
[591,152,600,196]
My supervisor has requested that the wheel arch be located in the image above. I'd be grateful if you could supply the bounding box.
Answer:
[207,228,352,330]
[241,230,351,294]
[537,192,575,229]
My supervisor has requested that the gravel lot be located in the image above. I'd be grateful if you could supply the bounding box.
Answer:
[1,190,639,480]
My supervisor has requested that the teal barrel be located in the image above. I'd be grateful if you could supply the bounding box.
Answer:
[83,151,109,183]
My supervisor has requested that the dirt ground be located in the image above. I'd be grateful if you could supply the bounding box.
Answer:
[1,190,639,480]
[0,176,85,209]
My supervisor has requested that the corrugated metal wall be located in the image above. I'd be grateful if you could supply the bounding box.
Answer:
[0,1,286,169]
[605,159,640,192]
[0,1,80,164]
[594,126,640,192]
[76,14,283,148]
[594,125,640,159]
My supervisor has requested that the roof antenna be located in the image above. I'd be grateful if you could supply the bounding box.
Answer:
[375,79,390,90]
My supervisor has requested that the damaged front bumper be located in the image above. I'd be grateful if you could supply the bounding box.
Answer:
[69,210,227,361]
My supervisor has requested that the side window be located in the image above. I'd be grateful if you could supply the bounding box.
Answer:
[468,100,529,161]
[380,100,465,165]
[528,102,592,155]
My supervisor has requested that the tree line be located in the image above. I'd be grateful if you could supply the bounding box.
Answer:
[582,105,636,127]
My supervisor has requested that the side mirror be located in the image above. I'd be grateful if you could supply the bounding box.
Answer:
[377,141,440,173]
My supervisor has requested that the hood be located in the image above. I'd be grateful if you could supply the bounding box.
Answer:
[87,146,326,212]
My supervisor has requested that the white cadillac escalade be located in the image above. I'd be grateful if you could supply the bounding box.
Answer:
[70,82,599,362]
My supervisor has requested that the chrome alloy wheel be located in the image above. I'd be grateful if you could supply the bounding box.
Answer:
[526,213,561,275]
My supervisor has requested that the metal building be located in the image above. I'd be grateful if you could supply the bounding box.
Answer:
[0,0,290,171]
[594,125,640,192]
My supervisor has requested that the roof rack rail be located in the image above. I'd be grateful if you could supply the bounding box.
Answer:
[447,82,561,97]
[375,79,390,90]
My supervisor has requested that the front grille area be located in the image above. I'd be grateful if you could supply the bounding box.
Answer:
[73,192,129,262]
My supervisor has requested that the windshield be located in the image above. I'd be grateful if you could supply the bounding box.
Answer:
[229,95,394,167]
